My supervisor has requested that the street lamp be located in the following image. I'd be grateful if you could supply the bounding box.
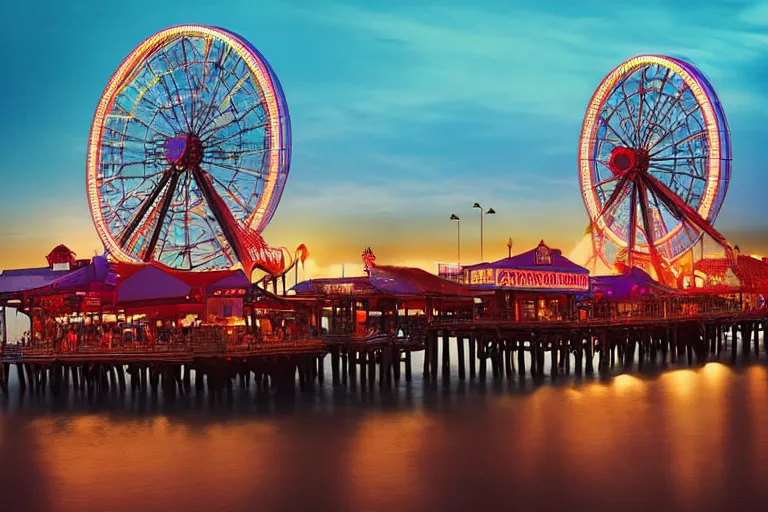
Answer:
[450,214,460,265]
[472,203,496,261]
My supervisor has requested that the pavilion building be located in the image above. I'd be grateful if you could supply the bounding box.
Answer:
[462,241,590,321]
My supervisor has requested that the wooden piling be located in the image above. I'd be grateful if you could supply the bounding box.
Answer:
[468,337,476,380]
[442,329,450,381]
[360,350,368,388]
[550,337,558,379]
[404,350,412,382]
[457,336,466,380]
[478,337,487,381]
[504,340,513,378]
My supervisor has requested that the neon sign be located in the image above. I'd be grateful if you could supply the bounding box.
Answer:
[496,269,589,291]
[469,269,494,285]
[212,288,247,297]
[469,269,589,291]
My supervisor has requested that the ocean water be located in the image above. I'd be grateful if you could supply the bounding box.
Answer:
[1,348,768,511]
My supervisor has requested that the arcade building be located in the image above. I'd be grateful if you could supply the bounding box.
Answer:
[463,241,590,321]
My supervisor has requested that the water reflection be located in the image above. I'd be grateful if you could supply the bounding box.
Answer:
[2,366,768,511]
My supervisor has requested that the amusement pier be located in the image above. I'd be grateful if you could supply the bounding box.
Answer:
[1,27,767,398]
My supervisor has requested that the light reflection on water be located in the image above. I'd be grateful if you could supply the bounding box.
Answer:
[1,361,768,511]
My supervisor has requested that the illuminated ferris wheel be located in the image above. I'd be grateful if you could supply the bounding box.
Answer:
[578,55,732,280]
[86,25,295,275]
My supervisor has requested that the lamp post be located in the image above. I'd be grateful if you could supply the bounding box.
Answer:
[472,203,496,261]
[450,214,460,265]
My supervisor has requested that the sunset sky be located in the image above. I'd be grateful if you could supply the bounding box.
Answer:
[2,0,768,279]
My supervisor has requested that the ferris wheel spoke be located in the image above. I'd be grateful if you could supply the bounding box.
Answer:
[146,62,187,134]
[194,43,236,133]
[644,96,682,147]
[650,155,708,162]
[100,168,167,185]
[124,113,175,140]
[116,168,175,247]
[617,82,641,145]
[640,69,672,146]
[648,131,706,159]
[206,147,269,162]
[202,74,254,129]
[201,159,266,178]
[601,120,634,149]
[136,92,185,135]
[156,48,194,133]
[599,176,630,218]
[198,104,266,140]
[208,172,251,214]
[647,163,704,181]
[643,173,729,249]
[102,125,153,145]
[634,72,649,145]
[204,122,269,149]
[594,174,620,190]
[647,104,701,154]
[650,77,687,125]
[185,210,236,267]
[178,37,200,124]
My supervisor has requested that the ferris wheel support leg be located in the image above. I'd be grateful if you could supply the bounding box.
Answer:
[637,181,668,283]
[644,175,732,257]
[143,171,181,261]
[117,167,174,248]
[190,166,251,268]
[627,183,639,267]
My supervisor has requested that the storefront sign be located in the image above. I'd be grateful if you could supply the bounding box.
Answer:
[469,268,589,291]
[468,268,494,285]
[212,288,247,297]
[321,283,355,295]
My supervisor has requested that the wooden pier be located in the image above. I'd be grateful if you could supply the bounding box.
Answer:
[1,307,768,400]
[0,332,425,399]
[422,309,768,382]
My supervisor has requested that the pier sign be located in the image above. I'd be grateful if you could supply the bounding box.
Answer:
[468,268,589,292]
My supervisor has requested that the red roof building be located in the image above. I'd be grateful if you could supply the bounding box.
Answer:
[686,254,768,303]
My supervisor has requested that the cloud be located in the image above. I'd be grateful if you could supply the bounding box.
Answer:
[288,1,768,143]
[738,1,768,25]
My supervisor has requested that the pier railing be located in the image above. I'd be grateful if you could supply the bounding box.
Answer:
[0,335,327,362]
[430,296,748,326]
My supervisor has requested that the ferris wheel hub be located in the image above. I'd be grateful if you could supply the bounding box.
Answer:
[164,133,203,168]
[608,146,649,178]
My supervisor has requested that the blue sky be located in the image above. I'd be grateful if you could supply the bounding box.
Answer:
[1,0,768,271]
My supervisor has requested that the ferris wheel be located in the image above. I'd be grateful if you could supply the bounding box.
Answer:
[86,25,295,275]
[578,55,732,280]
